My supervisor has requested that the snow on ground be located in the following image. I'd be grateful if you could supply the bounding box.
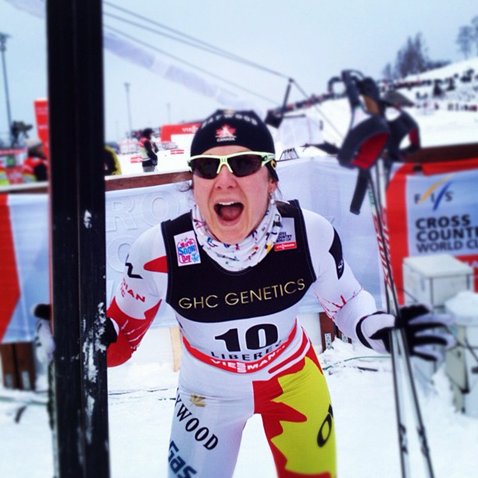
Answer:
[1,326,477,477]
[410,108,478,147]
[316,99,478,151]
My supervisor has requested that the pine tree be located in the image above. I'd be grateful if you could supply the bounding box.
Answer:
[382,62,394,81]
[472,16,478,55]
[394,33,429,78]
[456,25,474,59]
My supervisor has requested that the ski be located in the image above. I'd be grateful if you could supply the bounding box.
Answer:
[47,0,110,476]
[0,389,48,406]
[108,386,172,396]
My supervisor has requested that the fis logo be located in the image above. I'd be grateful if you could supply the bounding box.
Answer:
[413,175,454,210]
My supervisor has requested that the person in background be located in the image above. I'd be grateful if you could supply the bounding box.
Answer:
[32,303,54,429]
[104,144,122,176]
[105,110,453,478]
[23,138,48,182]
[138,127,158,173]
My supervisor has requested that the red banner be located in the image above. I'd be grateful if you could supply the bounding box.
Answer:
[34,98,50,160]
[160,122,200,142]
[0,195,20,341]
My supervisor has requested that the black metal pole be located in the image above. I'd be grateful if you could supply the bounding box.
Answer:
[0,33,13,146]
[47,0,110,476]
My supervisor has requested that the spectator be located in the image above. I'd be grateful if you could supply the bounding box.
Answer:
[104,145,122,176]
[138,127,158,173]
[23,138,48,182]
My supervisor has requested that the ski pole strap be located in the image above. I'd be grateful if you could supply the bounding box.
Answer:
[337,114,390,170]
[342,70,362,109]
[386,109,421,161]
[358,77,386,117]
[337,70,391,214]
[350,169,371,215]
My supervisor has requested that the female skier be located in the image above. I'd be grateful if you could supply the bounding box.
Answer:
[106,110,452,478]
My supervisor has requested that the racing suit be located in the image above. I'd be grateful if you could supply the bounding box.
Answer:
[107,201,378,478]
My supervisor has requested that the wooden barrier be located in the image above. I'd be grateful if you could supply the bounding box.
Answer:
[0,169,192,195]
[0,342,36,390]
[405,142,478,163]
[1,141,478,196]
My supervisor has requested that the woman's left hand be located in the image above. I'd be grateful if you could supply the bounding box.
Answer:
[356,304,455,361]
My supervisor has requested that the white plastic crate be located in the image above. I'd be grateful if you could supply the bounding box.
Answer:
[403,254,473,309]
[445,291,478,417]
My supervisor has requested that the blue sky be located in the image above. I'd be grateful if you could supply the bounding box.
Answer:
[0,0,477,142]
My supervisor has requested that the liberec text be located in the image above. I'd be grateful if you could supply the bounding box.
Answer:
[178,278,306,310]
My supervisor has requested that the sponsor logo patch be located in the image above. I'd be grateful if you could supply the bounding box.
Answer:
[215,124,236,143]
[274,217,297,251]
[175,231,201,266]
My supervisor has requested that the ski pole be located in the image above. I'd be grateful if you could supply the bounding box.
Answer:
[355,169,413,477]
[368,163,435,478]
[337,69,435,478]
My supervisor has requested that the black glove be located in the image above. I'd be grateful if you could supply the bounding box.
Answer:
[101,317,118,347]
[32,303,117,352]
[356,304,455,362]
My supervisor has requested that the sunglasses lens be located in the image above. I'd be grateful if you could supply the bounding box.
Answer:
[190,153,268,179]
[228,154,263,177]
[190,157,219,179]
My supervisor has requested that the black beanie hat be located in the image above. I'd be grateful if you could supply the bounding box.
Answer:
[190,109,278,180]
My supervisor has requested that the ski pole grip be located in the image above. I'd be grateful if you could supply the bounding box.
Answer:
[341,70,361,109]
[350,169,370,215]
[363,95,381,115]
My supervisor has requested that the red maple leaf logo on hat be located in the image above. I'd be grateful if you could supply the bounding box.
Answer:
[215,124,236,141]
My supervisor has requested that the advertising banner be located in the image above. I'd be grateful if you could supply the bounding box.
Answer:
[387,159,478,303]
[0,149,28,185]
[160,122,200,142]
[0,181,194,343]
[159,121,201,156]
[33,98,50,160]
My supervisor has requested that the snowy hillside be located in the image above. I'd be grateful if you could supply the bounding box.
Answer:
[114,58,478,177]
[392,57,478,114]
[404,57,478,83]
[287,57,478,152]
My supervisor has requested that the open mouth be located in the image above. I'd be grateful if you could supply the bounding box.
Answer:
[214,202,244,222]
